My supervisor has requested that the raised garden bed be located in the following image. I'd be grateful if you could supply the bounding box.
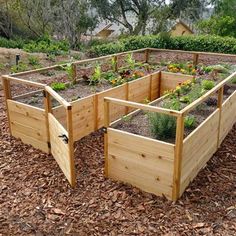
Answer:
[2,48,236,194]
[104,70,236,200]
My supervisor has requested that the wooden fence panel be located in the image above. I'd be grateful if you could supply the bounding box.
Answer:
[180,110,219,195]
[219,90,236,143]
[107,128,175,199]
[160,72,194,95]
[7,100,49,153]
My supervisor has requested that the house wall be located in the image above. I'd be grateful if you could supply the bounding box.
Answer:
[170,23,193,36]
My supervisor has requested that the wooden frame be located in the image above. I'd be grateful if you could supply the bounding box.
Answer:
[2,48,236,190]
[104,70,236,201]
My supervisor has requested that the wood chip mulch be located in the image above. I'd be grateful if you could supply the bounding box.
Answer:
[0,89,236,236]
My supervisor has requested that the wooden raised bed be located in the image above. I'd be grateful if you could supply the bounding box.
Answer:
[2,48,236,189]
[104,71,236,201]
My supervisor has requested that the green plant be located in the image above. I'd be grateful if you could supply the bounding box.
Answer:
[60,63,75,84]
[10,62,28,73]
[111,57,117,71]
[202,80,215,90]
[231,76,236,84]
[125,53,135,70]
[0,63,4,70]
[28,55,40,66]
[184,116,196,129]
[90,64,102,85]
[149,112,176,140]
[51,82,66,91]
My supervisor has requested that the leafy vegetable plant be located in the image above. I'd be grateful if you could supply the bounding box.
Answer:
[51,82,66,91]
[202,80,215,90]
[184,116,196,129]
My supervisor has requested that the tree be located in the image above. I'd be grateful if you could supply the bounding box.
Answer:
[53,0,97,47]
[0,0,13,38]
[91,0,166,35]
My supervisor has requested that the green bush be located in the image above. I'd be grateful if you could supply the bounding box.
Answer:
[202,80,215,90]
[0,37,26,49]
[51,82,66,91]
[149,113,176,140]
[23,37,70,55]
[231,76,236,84]
[184,116,196,129]
[90,35,236,57]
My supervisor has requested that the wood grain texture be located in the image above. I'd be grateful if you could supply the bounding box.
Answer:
[7,100,49,153]
[160,72,194,95]
[48,113,74,185]
[107,128,175,199]
[219,90,236,144]
[180,110,220,195]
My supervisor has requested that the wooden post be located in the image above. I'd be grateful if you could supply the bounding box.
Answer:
[158,71,162,98]
[94,94,98,130]
[145,49,150,63]
[217,86,224,148]
[149,75,152,101]
[172,114,184,201]
[72,63,77,85]
[193,53,199,67]
[43,90,52,153]
[104,99,110,177]
[125,82,129,114]
[112,56,118,72]
[66,105,76,187]
[2,77,12,134]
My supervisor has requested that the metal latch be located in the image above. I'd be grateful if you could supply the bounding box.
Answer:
[58,134,69,144]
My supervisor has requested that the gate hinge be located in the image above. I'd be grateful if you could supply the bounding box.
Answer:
[47,141,51,148]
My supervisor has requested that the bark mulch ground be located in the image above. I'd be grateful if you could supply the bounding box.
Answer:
[1,91,236,234]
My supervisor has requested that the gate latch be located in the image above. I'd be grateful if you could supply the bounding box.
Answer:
[58,134,69,144]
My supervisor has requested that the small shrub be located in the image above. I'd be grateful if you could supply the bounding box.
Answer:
[0,63,4,70]
[51,82,66,91]
[10,62,28,73]
[184,116,196,129]
[28,55,40,66]
[149,113,176,139]
[90,64,102,85]
[202,80,215,90]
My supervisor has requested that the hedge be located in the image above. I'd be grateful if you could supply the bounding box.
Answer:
[90,35,236,56]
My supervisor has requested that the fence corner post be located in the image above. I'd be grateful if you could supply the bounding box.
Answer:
[172,114,184,201]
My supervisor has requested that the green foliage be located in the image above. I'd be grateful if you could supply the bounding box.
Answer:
[0,37,26,49]
[184,116,196,129]
[51,82,66,91]
[90,35,236,56]
[28,55,40,66]
[231,76,236,84]
[202,80,215,90]
[0,64,4,70]
[149,112,176,139]
[197,16,236,38]
[90,64,102,85]
[60,63,74,83]
[125,53,136,70]
[23,37,70,55]
[10,62,28,73]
